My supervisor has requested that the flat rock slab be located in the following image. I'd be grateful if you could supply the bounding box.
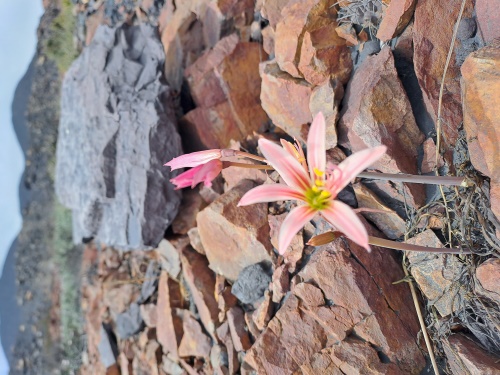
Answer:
[55,24,182,250]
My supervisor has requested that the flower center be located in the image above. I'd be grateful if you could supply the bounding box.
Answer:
[305,168,331,210]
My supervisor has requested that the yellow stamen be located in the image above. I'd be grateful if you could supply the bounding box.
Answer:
[315,179,325,187]
[319,190,331,199]
[313,168,324,177]
[312,185,320,193]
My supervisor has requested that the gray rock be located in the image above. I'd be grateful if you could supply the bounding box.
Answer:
[115,303,144,339]
[231,262,272,305]
[137,261,161,304]
[55,24,183,250]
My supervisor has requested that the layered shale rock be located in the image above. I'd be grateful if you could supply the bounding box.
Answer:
[55,24,182,250]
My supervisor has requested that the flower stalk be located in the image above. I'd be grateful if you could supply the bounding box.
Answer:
[358,172,468,187]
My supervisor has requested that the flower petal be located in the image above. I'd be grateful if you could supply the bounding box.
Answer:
[307,112,326,179]
[191,160,223,188]
[165,149,222,170]
[170,167,200,189]
[278,206,316,255]
[331,146,386,195]
[258,138,311,191]
[238,184,306,206]
[321,201,370,251]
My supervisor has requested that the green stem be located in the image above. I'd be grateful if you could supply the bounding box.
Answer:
[358,172,467,187]
[368,236,472,254]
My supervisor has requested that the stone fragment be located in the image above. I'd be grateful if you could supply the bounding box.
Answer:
[231,262,272,304]
[215,277,238,322]
[160,2,205,91]
[162,355,184,375]
[309,79,343,150]
[197,180,272,281]
[103,283,138,316]
[210,344,230,374]
[137,261,161,304]
[476,0,500,43]
[376,0,416,42]
[475,258,500,303]
[156,239,181,279]
[217,322,240,374]
[171,189,203,235]
[178,310,212,358]
[252,290,273,332]
[443,334,500,375]
[274,0,351,84]
[406,230,464,316]
[187,227,205,255]
[244,239,425,373]
[260,61,313,143]
[221,159,267,192]
[180,246,219,339]
[292,283,324,307]
[421,138,444,174]
[157,272,184,358]
[261,26,275,56]
[115,303,144,339]
[140,304,157,328]
[353,183,406,239]
[271,264,290,303]
[55,25,182,250]
[259,0,290,29]
[339,46,425,205]
[413,0,474,149]
[335,24,358,45]
[183,35,269,150]
[98,325,117,368]
[461,41,500,220]
[227,306,252,352]
[298,24,352,86]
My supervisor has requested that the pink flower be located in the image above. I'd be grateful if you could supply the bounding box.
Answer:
[238,112,386,255]
[165,149,223,170]
[170,160,222,189]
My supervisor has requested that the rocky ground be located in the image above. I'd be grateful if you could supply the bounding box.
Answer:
[6,0,500,374]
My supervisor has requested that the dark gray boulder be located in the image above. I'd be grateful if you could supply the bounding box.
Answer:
[55,24,182,250]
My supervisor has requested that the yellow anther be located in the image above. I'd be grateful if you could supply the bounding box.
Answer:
[313,168,324,177]
[311,185,320,193]
[315,179,325,187]
[319,190,331,199]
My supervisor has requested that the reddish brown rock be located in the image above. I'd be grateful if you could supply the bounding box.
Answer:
[309,79,343,150]
[476,0,500,43]
[103,283,138,316]
[274,0,351,84]
[261,26,275,56]
[244,239,425,374]
[271,264,290,303]
[157,272,184,358]
[335,24,358,45]
[156,239,181,279]
[227,306,252,352]
[85,6,105,46]
[172,189,204,235]
[140,303,158,328]
[292,282,324,307]
[413,0,474,149]
[187,227,205,255]
[476,258,500,303]
[217,322,240,374]
[406,230,464,316]
[339,46,425,205]
[183,35,269,149]
[298,24,352,86]
[221,158,267,192]
[160,3,205,91]
[260,61,313,143]
[197,180,272,281]
[258,0,290,29]
[353,183,406,239]
[421,138,444,174]
[180,246,219,339]
[461,41,500,219]
[252,290,273,331]
[178,310,212,358]
[376,0,416,42]
[443,334,500,374]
